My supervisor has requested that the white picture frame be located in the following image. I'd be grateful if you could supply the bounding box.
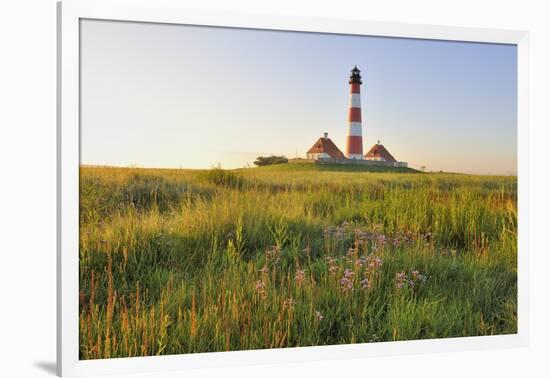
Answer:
[57,0,530,376]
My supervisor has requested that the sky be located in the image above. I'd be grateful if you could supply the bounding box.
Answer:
[80,19,517,174]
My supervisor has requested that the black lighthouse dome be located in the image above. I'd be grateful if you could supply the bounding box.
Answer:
[349,65,363,84]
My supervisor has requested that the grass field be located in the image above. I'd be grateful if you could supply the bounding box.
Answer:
[79,163,517,359]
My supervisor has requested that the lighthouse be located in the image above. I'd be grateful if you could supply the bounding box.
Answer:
[345,66,364,159]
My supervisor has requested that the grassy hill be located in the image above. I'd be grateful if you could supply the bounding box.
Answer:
[78,164,517,358]
[242,161,419,174]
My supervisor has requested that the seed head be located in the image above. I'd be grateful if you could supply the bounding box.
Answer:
[283,298,296,309]
[295,269,306,284]
[255,280,266,297]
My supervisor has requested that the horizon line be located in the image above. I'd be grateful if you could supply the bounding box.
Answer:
[79,163,518,177]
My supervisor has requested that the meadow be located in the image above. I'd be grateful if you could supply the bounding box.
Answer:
[79,163,517,359]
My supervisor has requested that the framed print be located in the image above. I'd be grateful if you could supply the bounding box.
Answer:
[57,0,530,376]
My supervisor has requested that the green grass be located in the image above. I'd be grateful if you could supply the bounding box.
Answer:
[259,161,419,173]
[79,164,517,359]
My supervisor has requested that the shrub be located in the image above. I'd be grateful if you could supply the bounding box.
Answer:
[254,155,288,167]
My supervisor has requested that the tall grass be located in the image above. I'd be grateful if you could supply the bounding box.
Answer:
[79,165,517,359]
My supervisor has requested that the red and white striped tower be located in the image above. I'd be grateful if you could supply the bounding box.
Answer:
[345,66,364,159]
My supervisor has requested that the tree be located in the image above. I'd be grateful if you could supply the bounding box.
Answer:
[253,155,288,167]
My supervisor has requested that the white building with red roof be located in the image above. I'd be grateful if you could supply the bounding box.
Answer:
[364,141,407,167]
[364,141,397,162]
[306,132,345,160]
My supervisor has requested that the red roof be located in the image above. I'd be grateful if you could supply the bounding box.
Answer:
[365,144,397,162]
[307,137,345,159]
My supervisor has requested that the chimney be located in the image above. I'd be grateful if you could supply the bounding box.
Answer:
[323,132,328,139]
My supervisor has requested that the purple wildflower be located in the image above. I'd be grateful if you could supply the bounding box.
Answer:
[343,268,354,279]
[360,278,371,290]
[395,272,408,289]
[339,269,355,292]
